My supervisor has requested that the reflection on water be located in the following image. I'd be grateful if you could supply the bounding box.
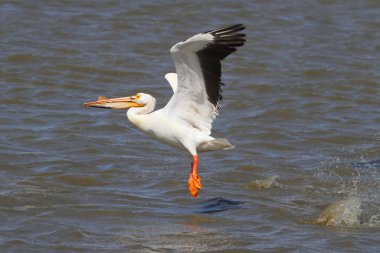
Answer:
[198,197,244,214]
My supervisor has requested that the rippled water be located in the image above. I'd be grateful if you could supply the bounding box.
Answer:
[1,0,380,252]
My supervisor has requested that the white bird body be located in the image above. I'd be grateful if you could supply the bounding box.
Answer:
[127,107,204,151]
[127,99,223,154]
[83,24,246,198]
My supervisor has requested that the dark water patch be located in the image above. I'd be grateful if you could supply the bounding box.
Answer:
[0,195,17,207]
[198,197,244,214]
[303,68,332,77]
[6,54,36,63]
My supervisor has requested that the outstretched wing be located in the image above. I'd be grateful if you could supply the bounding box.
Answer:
[163,24,245,135]
[164,73,178,93]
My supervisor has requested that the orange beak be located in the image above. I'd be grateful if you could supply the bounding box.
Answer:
[82,96,144,109]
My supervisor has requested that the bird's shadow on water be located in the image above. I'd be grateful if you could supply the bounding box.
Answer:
[195,197,244,214]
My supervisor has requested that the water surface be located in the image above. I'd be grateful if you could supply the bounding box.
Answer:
[1,0,380,252]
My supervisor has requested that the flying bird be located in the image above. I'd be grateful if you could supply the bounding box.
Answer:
[83,24,246,198]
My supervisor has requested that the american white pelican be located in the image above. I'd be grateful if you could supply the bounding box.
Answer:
[83,24,246,198]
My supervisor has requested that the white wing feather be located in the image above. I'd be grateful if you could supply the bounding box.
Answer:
[164,73,178,93]
[163,33,215,135]
[162,25,245,135]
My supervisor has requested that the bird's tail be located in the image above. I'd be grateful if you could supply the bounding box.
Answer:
[198,138,235,152]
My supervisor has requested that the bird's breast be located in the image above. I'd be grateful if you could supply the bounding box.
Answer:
[127,112,186,150]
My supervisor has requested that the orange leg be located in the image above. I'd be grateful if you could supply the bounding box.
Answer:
[188,155,202,198]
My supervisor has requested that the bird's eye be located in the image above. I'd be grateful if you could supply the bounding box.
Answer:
[135,94,141,99]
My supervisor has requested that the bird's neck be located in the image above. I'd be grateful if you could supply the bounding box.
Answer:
[126,105,154,130]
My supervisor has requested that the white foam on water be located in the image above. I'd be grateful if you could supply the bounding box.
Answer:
[314,197,362,226]
[314,196,380,227]
[368,214,380,227]
[312,155,380,228]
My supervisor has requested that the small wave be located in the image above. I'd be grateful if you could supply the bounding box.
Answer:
[352,159,380,169]
[247,175,279,190]
[56,175,108,187]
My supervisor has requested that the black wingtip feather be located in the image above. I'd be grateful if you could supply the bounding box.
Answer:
[197,24,246,109]
[205,24,245,35]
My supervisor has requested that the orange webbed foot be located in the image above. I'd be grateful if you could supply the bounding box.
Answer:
[188,173,202,198]
[188,155,202,198]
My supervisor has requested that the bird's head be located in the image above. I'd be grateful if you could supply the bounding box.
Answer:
[82,93,155,110]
